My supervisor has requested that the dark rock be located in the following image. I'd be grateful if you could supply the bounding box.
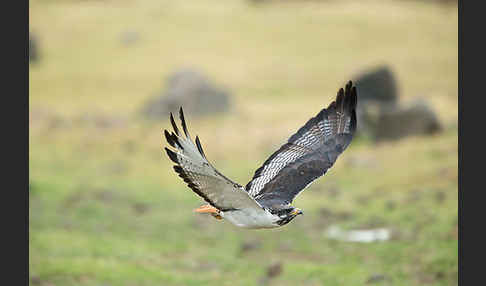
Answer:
[258,262,284,285]
[266,262,283,278]
[366,274,388,284]
[239,239,262,254]
[133,202,150,215]
[435,190,446,204]
[351,66,442,142]
[374,99,441,141]
[29,32,40,64]
[435,271,445,280]
[353,66,398,106]
[350,65,442,141]
[355,101,391,139]
[141,68,231,119]
[352,66,399,138]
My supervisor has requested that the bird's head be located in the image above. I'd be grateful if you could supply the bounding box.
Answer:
[289,207,304,217]
[275,207,303,226]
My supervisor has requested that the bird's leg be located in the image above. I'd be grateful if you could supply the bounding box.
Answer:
[194,204,223,220]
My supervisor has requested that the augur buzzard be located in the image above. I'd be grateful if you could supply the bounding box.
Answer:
[164,81,357,229]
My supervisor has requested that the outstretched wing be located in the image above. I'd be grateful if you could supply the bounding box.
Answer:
[164,108,263,212]
[245,81,358,209]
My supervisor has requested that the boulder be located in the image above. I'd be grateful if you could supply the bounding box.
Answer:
[350,65,442,141]
[353,65,398,106]
[141,68,231,119]
[352,65,399,137]
[374,99,442,141]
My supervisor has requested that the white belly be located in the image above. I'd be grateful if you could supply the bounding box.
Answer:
[220,208,280,229]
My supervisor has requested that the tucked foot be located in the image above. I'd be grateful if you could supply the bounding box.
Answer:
[194,204,223,220]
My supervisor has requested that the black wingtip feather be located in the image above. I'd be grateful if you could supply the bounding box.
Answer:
[165,129,184,150]
[345,81,352,96]
[170,113,180,136]
[351,86,358,109]
[172,132,184,149]
[346,81,358,132]
[195,136,206,158]
[173,165,183,173]
[339,81,358,113]
[179,107,190,138]
[165,147,179,163]
[164,130,176,148]
[345,80,353,91]
[336,88,345,111]
[343,86,352,111]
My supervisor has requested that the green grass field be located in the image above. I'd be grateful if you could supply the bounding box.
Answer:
[29,0,458,285]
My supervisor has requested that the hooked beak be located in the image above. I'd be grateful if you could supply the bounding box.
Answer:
[291,208,303,216]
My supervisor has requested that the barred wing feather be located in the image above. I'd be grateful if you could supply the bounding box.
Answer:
[245,81,357,208]
[164,108,263,211]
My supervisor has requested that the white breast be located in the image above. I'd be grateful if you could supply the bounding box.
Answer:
[220,208,280,229]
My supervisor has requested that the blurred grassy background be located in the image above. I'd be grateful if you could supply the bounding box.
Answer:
[29,0,458,285]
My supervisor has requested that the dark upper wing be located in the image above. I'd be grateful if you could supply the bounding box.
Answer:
[245,81,357,208]
[164,108,263,211]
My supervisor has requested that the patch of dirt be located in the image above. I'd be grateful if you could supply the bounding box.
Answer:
[258,262,283,285]
[366,274,390,284]
[132,202,150,215]
[435,190,447,204]
[239,239,262,255]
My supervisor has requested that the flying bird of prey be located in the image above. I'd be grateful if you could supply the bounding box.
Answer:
[164,81,357,229]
